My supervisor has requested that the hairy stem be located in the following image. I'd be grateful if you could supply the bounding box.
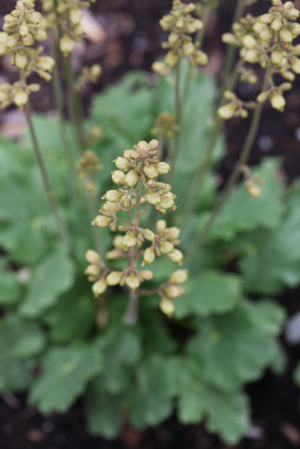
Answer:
[169,60,182,175]
[51,30,77,201]
[185,61,273,262]
[123,291,139,327]
[24,103,69,250]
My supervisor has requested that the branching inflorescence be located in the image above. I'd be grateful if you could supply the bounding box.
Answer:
[85,139,188,318]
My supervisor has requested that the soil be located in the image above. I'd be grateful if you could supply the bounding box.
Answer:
[1,0,300,448]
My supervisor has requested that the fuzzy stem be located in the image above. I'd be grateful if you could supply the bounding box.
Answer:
[51,30,77,201]
[169,60,182,174]
[123,177,143,326]
[185,61,273,262]
[24,103,69,250]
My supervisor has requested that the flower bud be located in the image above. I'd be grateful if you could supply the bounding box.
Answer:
[146,188,161,206]
[148,139,159,150]
[242,35,257,49]
[291,58,300,74]
[217,103,236,120]
[84,264,101,277]
[93,215,113,228]
[270,93,285,111]
[14,88,28,107]
[168,227,181,240]
[257,91,269,103]
[159,196,175,209]
[137,141,148,151]
[124,170,138,187]
[245,180,261,198]
[125,273,140,290]
[164,285,185,299]
[60,34,73,54]
[222,33,240,46]
[85,249,101,264]
[70,7,83,25]
[159,241,174,254]
[160,297,175,316]
[140,270,153,280]
[15,50,28,69]
[28,84,41,92]
[280,29,293,43]
[165,51,179,67]
[156,220,167,233]
[271,50,284,65]
[152,61,169,76]
[104,190,123,202]
[144,163,158,179]
[156,162,171,175]
[123,231,137,248]
[170,269,188,284]
[20,22,29,37]
[167,249,183,263]
[271,17,282,31]
[112,170,126,186]
[37,56,55,71]
[92,278,107,296]
[183,42,194,56]
[260,13,273,23]
[282,70,295,81]
[194,50,208,65]
[142,229,156,241]
[244,50,259,63]
[144,246,155,264]
[35,29,47,42]
[106,271,122,286]
[115,157,131,171]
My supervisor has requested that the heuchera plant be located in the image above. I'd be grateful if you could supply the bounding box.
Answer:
[0,0,300,446]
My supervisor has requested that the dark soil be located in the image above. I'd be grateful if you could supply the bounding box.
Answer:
[1,0,300,448]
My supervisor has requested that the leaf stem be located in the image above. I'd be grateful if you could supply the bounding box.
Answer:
[24,103,70,250]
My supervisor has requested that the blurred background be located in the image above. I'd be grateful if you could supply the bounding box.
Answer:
[1,1,300,448]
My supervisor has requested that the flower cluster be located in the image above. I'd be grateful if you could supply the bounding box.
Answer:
[241,165,265,198]
[0,0,54,108]
[76,150,103,193]
[152,0,208,76]
[75,64,102,92]
[85,139,187,317]
[41,0,95,55]
[219,0,300,118]
[151,111,180,139]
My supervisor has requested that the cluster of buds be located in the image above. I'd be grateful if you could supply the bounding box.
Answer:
[75,64,102,92]
[241,165,265,198]
[152,0,208,76]
[218,91,255,119]
[76,150,103,193]
[151,111,180,139]
[85,139,187,317]
[0,0,54,108]
[41,0,95,55]
[220,0,300,117]
[87,125,103,145]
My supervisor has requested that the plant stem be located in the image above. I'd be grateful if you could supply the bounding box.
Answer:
[185,61,273,263]
[51,30,77,201]
[179,59,243,222]
[24,103,70,250]
[218,0,246,103]
[169,60,182,174]
[123,177,143,326]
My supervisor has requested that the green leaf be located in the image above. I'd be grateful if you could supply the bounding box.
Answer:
[174,270,242,318]
[187,301,277,391]
[29,344,103,413]
[0,270,21,305]
[96,327,141,394]
[238,207,300,294]
[243,299,286,336]
[20,247,75,317]
[126,355,173,429]
[167,356,250,445]
[90,72,153,148]
[43,277,96,343]
[0,315,45,392]
[193,158,285,243]
[85,383,124,439]
[0,172,54,264]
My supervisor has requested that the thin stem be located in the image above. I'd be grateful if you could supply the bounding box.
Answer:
[24,103,69,250]
[169,60,182,175]
[51,30,77,201]
[123,177,143,326]
[179,59,243,222]
[185,61,273,262]
[218,0,246,103]
[88,192,102,255]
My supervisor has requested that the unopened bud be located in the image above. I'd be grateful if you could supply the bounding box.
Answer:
[14,88,28,107]
[84,264,101,277]
[183,42,194,56]
[146,188,161,206]
[111,170,126,186]
[144,246,155,264]
[156,162,170,175]
[280,29,293,43]
[245,180,262,198]
[115,156,131,171]
[270,93,285,111]
[106,271,122,286]
[159,241,174,254]
[70,7,83,25]
[140,270,153,280]
[217,103,236,120]
[291,58,300,74]
[123,231,137,248]
[194,50,208,65]
[142,229,156,241]
[104,190,123,202]
[125,273,140,290]
[85,249,101,264]
[242,35,257,49]
[170,269,188,284]
[165,51,179,67]
[160,297,175,316]
[92,278,107,296]
[94,215,113,228]
[271,50,284,65]
[60,34,73,54]
[167,249,183,263]
[156,220,167,233]
[152,61,169,76]
[144,163,158,179]
[271,17,282,31]
[159,196,175,209]
[164,285,185,299]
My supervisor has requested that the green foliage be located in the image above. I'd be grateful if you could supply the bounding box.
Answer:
[0,69,297,445]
